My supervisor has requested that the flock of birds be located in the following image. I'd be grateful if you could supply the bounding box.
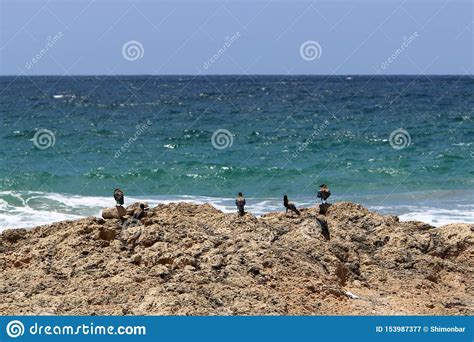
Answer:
[236,184,331,217]
[113,188,146,220]
[114,185,331,218]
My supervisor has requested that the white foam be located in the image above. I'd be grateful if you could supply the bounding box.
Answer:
[398,208,474,226]
[0,190,472,231]
[367,203,474,226]
[0,191,104,230]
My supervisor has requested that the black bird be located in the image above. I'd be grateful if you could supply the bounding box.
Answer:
[317,184,331,204]
[235,192,246,216]
[283,195,300,216]
[114,188,124,206]
[133,203,146,220]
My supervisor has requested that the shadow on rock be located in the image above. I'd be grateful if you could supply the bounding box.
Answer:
[319,203,332,215]
[316,217,330,240]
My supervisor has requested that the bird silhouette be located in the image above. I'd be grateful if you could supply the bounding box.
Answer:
[283,195,300,216]
[133,203,146,220]
[114,188,124,206]
[317,184,331,203]
[235,192,246,216]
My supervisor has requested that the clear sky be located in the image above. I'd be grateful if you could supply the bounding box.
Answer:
[0,0,472,75]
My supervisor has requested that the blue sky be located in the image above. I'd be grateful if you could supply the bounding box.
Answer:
[0,0,472,75]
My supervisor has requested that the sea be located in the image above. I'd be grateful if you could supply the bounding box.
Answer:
[0,75,472,230]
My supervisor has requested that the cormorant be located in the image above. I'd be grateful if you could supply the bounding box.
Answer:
[283,195,300,215]
[114,188,124,206]
[235,192,246,216]
[317,184,331,204]
[133,203,146,220]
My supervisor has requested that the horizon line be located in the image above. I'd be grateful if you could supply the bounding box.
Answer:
[0,73,472,77]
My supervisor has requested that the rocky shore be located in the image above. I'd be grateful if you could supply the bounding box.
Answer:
[0,202,472,315]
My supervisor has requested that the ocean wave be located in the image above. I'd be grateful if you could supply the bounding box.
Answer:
[0,190,473,231]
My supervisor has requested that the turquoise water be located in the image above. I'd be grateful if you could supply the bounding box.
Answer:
[0,76,473,228]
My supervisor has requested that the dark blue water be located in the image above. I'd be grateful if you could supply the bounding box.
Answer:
[0,75,473,228]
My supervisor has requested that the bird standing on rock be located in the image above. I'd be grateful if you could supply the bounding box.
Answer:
[133,203,146,220]
[283,195,300,216]
[235,192,246,216]
[114,188,124,206]
[317,184,331,204]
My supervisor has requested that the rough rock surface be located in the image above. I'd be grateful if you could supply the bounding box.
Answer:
[0,202,472,315]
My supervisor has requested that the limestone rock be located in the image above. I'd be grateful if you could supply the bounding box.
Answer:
[0,201,472,316]
[101,206,127,219]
